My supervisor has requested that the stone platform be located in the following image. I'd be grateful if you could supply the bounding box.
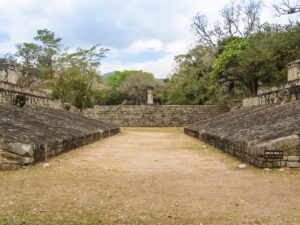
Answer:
[0,104,120,170]
[185,101,300,168]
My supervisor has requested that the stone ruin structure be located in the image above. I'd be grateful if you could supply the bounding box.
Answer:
[185,59,300,168]
[83,82,230,127]
[185,102,300,168]
[84,104,229,127]
[0,81,61,108]
[0,80,120,170]
[0,58,20,84]
[147,86,154,105]
[243,59,300,107]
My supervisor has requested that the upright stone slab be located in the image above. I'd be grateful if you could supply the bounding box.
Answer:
[288,59,300,81]
[147,86,154,105]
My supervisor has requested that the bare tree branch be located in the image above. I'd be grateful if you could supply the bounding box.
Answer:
[273,0,300,16]
[242,0,262,37]
[192,0,262,48]
[192,13,217,47]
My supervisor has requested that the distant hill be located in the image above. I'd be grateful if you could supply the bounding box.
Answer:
[102,71,116,78]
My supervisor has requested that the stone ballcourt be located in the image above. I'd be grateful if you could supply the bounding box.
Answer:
[0,128,300,224]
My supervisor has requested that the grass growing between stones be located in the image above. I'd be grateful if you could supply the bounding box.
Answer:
[1,128,300,225]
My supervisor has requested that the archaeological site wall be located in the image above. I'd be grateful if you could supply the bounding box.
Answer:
[185,101,300,168]
[0,104,120,170]
[0,81,61,109]
[243,59,300,107]
[0,81,120,170]
[83,105,230,127]
[185,60,300,169]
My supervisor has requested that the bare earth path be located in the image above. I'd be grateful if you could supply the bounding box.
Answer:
[1,128,300,225]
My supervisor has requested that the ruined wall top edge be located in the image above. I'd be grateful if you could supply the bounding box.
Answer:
[0,81,46,98]
[288,59,300,68]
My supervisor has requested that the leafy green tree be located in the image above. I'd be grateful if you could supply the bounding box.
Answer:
[120,71,157,105]
[211,38,251,94]
[15,42,41,87]
[50,45,109,110]
[212,23,300,97]
[167,45,216,105]
[34,29,62,79]
[106,70,139,89]
[100,88,127,105]
[15,29,63,87]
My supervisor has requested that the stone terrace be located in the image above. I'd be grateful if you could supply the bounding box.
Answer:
[0,104,120,170]
[185,101,300,168]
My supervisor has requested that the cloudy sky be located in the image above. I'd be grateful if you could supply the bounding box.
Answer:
[0,0,295,78]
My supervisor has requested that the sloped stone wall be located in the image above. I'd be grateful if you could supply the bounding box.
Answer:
[185,102,300,168]
[83,105,229,127]
[0,104,120,170]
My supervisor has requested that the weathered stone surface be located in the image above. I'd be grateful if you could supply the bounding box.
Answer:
[0,81,61,109]
[0,163,19,170]
[286,162,300,168]
[83,105,229,127]
[287,156,300,161]
[185,101,300,168]
[6,143,34,157]
[0,151,23,164]
[243,59,300,107]
[0,104,120,170]
[270,135,300,151]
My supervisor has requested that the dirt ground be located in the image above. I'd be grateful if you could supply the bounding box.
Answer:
[0,128,300,225]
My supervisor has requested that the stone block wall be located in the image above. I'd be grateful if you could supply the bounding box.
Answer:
[0,104,120,170]
[0,81,61,109]
[0,69,20,84]
[243,59,300,107]
[243,82,300,107]
[243,79,300,107]
[185,128,300,168]
[242,97,259,107]
[185,102,300,168]
[288,59,300,81]
[83,105,229,127]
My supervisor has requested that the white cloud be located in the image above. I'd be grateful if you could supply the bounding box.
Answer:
[101,54,176,79]
[125,39,163,55]
[0,0,296,78]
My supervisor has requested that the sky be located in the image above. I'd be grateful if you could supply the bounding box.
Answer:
[0,0,297,78]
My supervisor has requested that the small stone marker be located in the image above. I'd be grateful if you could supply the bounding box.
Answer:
[238,164,247,169]
[147,86,154,105]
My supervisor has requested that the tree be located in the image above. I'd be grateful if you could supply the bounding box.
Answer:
[15,29,63,87]
[34,29,62,79]
[49,45,109,110]
[192,0,262,54]
[15,42,41,87]
[212,38,251,90]
[120,71,157,105]
[273,0,300,15]
[212,23,300,97]
[106,70,140,89]
[167,45,216,105]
